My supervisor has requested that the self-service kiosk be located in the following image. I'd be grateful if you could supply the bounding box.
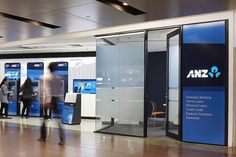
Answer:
[5,63,21,116]
[52,62,68,117]
[30,81,40,116]
[27,62,44,117]
[61,93,81,125]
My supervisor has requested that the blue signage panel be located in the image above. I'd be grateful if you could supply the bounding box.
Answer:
[61,104,74,124]
[27,62,44,116]
[52,62,68,117]
[183,87,225,144]
[73,79,96,94]
[182,21,227,145]
[5,63,21,115]
[183,21,225,44]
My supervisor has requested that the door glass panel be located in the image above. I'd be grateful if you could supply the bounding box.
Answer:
[167,33,180,136]
[96,32,145,136]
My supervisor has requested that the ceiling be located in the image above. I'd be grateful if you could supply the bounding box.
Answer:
[0,0,235,46]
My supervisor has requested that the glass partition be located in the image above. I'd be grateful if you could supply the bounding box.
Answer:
[96,32,145,136]
[166,29,181,139]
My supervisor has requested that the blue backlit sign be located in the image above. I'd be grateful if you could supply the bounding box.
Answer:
[182,21,227,145]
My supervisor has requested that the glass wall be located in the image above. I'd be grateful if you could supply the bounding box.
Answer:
[96,32,145,136]
[167,30,180,137]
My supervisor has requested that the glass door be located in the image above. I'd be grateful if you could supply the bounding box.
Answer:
[166,28,181,140]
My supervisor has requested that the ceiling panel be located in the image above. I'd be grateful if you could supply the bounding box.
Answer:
[146,0,204,20]
[62,2,146,26]
[25,0,96,9]
[0,27,29,42]
[191,0,228,12]
[28,10,105,30]
[0,0,52,16]
[0,16,7,22]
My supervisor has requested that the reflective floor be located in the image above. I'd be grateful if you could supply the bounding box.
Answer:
[0,118,235,157]
[0,117,95,132]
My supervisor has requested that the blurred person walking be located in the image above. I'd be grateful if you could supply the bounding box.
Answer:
[38,62,65,145]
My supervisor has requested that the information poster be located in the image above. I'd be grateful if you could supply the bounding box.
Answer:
[5,63,21,115]
[52,62,68,117]
[27,62,44,116]
[73,79,96,94]
[182,21,227,145]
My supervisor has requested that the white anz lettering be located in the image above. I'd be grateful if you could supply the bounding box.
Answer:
[187,70,194,78]
[194,70,201,78]
[201,70,208,78]
[186,69,209,78]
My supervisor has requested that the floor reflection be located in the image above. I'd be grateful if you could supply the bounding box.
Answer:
[0,118,235,157]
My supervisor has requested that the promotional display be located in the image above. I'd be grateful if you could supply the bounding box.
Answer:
[51,62,68,117]
[182,21,227,145]
[27,62,44,116]
[73,79,96,94]
[5,63,21,115]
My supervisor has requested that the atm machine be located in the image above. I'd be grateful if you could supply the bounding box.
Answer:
[5,63,21,116]
[8,80,20,115]
[27,62,44,117]
[61,93,81,125]
[30,81,40,116]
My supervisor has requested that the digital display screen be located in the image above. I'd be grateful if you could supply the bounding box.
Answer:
[73,79,96,94]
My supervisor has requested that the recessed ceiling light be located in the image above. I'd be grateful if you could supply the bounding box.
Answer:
[97,0,145,15]
[123,2,128,6]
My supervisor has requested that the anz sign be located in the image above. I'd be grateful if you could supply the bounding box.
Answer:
[187,66,221,79]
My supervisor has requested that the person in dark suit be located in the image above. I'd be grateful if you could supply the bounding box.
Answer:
[19,78,33,118]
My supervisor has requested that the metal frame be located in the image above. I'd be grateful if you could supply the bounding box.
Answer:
[95,30,147,137]
[165,28,182,140]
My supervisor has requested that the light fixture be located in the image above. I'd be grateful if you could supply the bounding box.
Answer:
[96,31,145,39]
[21,43,82,49]
[97,0,145,15]
[0,12,60,29]
[123,2,128,6]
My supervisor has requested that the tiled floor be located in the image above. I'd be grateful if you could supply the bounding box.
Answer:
[0,117,235,157]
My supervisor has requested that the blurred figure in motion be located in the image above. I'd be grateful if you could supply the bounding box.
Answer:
[38,62,65,145]
[0,78,10,118]
[19,78,33,118]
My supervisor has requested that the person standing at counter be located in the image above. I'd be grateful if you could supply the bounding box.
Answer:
[0,78,9,118]
[19,78,33,118]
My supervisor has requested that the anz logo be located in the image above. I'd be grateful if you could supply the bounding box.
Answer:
[187,66,221,79]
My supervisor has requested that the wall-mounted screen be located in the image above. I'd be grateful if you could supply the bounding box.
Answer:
[73,79,96,94]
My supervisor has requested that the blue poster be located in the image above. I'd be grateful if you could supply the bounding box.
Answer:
[27,62,44,116]
[73,79,96,94]
[52,62,68,117]
[182,21,227,145]
[5,63,21,116]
